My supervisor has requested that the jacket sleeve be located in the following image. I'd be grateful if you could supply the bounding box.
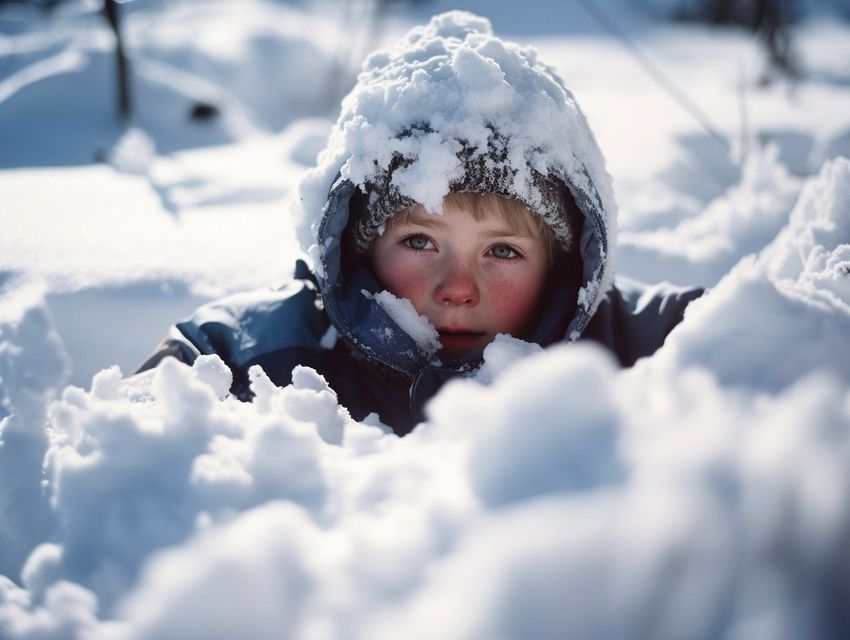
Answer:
[581,278,704,367]
[134,262,330,395]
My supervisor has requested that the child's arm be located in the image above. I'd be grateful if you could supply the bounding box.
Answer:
[134,260,331,398]
[135,325,202,373]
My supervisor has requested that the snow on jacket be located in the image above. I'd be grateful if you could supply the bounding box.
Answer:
[137,12,702,435]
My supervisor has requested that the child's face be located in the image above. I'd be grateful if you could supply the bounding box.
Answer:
[370,198,550,361]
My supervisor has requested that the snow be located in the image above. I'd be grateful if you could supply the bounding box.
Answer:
[296,10,616,296]
[473,334,543,385]
[364,289,441,358]
[651,156,850,392]
[618,143,804,287]
[2,0,850,638]
[108,127,156,176]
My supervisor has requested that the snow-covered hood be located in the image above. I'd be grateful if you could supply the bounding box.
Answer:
[296,11,617,376]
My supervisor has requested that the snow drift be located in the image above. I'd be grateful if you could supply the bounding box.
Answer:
[1,156,849,639]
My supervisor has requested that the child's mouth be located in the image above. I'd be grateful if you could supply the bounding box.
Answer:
[438,329,487,353]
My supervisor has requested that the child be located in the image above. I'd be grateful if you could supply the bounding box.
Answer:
[138,11,702,435]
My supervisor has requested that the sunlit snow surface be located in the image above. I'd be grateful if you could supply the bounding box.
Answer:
[2,0,850,638]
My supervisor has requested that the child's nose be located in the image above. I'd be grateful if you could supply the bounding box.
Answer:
[434,259,479,306]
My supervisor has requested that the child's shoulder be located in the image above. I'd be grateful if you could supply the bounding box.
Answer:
[138,260,331,378]
[179,268,329,368]
[582,277,704,366]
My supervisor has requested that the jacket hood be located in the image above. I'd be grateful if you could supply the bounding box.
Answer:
[296,11,617,377]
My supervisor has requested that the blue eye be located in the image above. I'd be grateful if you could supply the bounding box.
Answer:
[405,235,433,250]
[490,244,518,259]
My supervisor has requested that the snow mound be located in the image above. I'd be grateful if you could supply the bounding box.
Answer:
[618,144,803,287]
[1,345,849,638]
[2,156,850,635]
[0,276,67,579]
[652,156,850,391]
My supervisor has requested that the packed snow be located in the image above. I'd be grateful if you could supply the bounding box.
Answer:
[2,0,850,638]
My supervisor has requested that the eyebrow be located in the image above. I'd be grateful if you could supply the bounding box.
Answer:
[396,214,447,230]
[481,228,532,240]
[396,215,533,239]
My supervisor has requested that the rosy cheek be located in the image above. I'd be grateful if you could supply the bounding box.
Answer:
[486,277,542,334]
[377,255,430,313]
